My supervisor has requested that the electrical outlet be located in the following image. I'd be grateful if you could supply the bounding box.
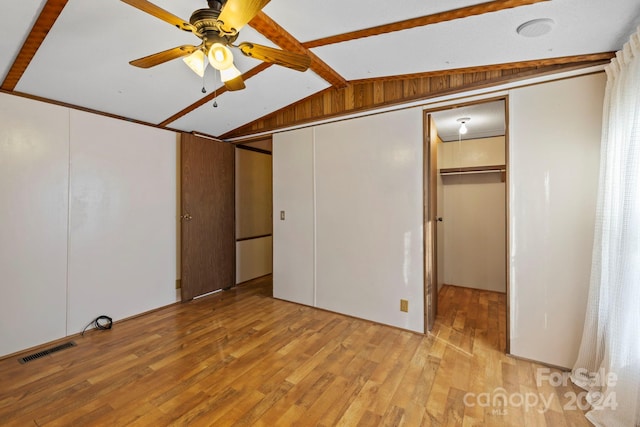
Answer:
[400,299,409,312]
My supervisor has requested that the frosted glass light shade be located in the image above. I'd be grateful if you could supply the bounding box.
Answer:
[208,43,234,71]
[183,50,207,78]
[220,64,242,82]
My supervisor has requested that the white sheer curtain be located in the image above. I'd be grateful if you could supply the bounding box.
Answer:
[571,27,640,426]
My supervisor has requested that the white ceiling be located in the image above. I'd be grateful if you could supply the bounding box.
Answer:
[262,0,489,42]
[431,100,506,142]
[431,100,505,142]
[1,0,639,139]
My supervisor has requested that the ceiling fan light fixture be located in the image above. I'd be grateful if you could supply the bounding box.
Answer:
[208,43,234,70]
[183,49,207,77]
[123,0,311,93]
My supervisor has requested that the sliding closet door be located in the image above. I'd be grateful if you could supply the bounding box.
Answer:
[181,133,235,300]
[272,128,315,306]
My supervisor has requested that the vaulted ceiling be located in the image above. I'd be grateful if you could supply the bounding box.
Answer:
[1,0,638,140]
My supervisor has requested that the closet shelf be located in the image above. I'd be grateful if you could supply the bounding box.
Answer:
[439,164,506,176]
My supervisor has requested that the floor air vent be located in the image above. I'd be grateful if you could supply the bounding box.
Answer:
[18,341,77,364]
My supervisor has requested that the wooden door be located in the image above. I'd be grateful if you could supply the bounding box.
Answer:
[424,114,439,332]
[181,133,235,301]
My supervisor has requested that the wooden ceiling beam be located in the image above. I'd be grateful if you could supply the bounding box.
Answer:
[303,0,550,49]
[249,12,348,88]
[1,0,69,91]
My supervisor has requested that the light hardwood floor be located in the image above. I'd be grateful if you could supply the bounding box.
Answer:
[0,277,590,426]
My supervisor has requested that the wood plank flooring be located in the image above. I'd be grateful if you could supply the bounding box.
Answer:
[0,277,590,426]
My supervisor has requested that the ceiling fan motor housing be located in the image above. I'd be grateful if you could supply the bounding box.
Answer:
[207,0,225,11]
[190,8,239,46]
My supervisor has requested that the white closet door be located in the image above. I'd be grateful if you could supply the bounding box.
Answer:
[314,108,424,332]
[509,73,605,368]
[272,128,315,306]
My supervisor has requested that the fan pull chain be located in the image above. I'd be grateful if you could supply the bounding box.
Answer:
[201,48,207,94]
[212,68,218,108]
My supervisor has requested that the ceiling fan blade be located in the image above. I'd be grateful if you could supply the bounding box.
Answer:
[120,0,198,33]
[130,45,201,68]
[238,42,310,72]
[224,75,246,91]
[218,0,270,34]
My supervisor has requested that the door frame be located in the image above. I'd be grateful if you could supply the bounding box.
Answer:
[422,95,511,353]
[423,113,438,332]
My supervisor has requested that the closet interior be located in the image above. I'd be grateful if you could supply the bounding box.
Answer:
[430,99,507,294]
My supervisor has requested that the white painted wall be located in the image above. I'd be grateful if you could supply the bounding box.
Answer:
[0,93,178,357]
[67,110,177,334]
[235,148,272,239]
[273,109,424,332]
[440,136,505,168]
[236,236,272,283]
[509,73,606,368]
[272,127,315,305]
[0,94,69,356]
[442,174,506,292]
[235,148,272,283]
[273,73,605,362]
[315,109,424,332]
[1,70,606,367]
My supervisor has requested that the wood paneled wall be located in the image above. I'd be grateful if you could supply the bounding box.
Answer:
[222,55,612,139]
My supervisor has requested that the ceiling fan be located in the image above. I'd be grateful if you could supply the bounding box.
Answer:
[121,0,311,91]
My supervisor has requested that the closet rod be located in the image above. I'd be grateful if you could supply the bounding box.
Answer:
[440,169,505,176]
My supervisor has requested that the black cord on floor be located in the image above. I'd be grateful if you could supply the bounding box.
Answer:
[81,315,113,336]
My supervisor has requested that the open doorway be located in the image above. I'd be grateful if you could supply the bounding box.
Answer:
[423,97,508,352]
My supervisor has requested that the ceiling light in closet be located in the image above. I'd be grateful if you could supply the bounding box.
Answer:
[457,117,470,135]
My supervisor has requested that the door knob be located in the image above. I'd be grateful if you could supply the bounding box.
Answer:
[181,213,192,221]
